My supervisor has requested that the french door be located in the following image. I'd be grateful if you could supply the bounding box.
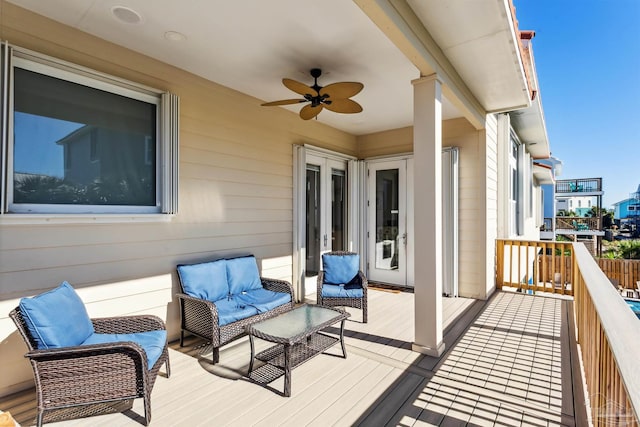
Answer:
[305,154,348,292]
[367,159,414,286]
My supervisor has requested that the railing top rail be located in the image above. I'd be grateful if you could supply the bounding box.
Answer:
[573,242,640,416]
[556,178,602,183]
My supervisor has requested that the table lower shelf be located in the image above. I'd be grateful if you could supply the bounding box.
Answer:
[247,331,344,391]
[255,332,340,371]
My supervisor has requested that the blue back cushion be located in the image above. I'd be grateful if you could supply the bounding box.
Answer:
[322,253,360,285]
[19,282,95,349]
[177,260,229,302]
[226,256,263,294]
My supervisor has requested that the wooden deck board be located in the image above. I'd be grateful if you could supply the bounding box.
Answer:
[0,290,581,427]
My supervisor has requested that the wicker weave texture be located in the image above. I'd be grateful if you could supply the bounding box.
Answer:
[9,309,170,427]
[317,251,368,323]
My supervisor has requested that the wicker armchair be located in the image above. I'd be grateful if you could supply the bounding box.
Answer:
[10,308,170,426]
[317,251,368,323]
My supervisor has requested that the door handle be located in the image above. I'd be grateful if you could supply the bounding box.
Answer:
[324,234,328,248]
[402,232,407,246]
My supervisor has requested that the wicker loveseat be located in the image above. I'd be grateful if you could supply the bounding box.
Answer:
[176,255,294,364]
[10,282,170,426]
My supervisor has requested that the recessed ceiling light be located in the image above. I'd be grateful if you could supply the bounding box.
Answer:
[164,31,187,42]
[111,6,143,24]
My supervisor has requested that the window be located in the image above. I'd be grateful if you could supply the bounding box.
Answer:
[508,136,519,235]
[1,44,178,216]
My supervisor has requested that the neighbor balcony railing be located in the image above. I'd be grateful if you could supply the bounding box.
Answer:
[556,177,602,194]
[496,239,640,426]
[556,216,601,232]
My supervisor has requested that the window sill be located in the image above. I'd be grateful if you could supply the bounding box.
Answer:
[0,213,175,225]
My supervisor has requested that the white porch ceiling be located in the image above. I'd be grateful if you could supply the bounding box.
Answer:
[6,0,532,137]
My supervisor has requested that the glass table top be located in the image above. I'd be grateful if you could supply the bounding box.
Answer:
[249,305,345,340]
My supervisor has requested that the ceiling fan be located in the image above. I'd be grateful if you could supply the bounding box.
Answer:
[261,68,363,120]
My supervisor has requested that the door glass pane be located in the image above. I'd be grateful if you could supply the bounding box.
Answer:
[306,165,321,276]
[331,169,346,252]
[375,169,399,270]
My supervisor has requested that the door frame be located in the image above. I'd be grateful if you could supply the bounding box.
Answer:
[293,145,362,300]
[364,151,457,292]
[366,158,412,286]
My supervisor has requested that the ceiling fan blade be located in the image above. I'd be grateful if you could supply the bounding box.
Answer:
[323,98,363,114]
[283,78,316,96]
[300,104,323,120]
[261,99,307,106]
[320,82,363,99]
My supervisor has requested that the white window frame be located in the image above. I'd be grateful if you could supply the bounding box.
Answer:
[1,44,179,221]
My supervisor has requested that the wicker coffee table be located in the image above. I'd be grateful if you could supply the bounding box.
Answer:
[246,304,350,396]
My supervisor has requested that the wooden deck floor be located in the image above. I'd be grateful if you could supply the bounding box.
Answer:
[0,290,584,426]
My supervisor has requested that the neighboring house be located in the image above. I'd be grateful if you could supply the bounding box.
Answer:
[0,0,552,395]
[613,184,640,224]
[555,178,605,255]
[557,196,594,217]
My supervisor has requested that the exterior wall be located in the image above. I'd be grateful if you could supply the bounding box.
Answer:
[0,3,357,396]
[614,199,632,219]
[357,118,495,300]
[356,126,412,158]
[480,115,498,300]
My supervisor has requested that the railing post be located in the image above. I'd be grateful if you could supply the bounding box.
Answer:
[496,239,504,289]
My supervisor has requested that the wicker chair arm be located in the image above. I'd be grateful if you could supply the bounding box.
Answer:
[176,293,219,312]
[92,315,166,334]
[317,271,325,295]
[176,292,219,335]
[261,277,294,295]
[25,340,148,365]
[358,270,368,289]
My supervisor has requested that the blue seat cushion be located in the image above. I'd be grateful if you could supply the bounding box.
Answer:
[235,288,291,313]
[19,282,95,349]
[213,296,259,326]
[82,330,167,370]
[178,259,229,302]
[226,256,263,294]
[322,253,360,285]
[321,283,364,298]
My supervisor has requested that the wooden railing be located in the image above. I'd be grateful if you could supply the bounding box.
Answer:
[496,239,573,295]
[556,217,601,231]
[573,243,640,426]
[598,258,640,290]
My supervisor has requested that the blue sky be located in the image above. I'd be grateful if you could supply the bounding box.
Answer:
[14,112,82,178]
[514,0,640,209]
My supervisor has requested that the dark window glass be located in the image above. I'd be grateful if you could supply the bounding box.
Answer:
[13,68,156,206]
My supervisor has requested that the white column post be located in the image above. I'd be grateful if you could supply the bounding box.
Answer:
[412,74,445,357]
